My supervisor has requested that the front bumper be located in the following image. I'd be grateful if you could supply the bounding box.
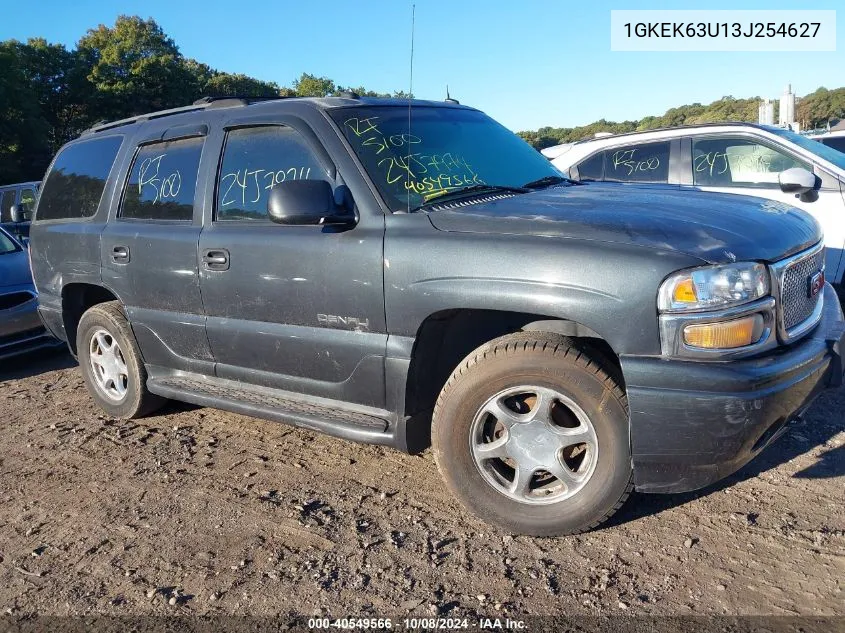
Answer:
[0,287,63,361]
[622,283,845,494]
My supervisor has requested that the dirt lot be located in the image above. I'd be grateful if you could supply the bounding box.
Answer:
[0,350,842,621]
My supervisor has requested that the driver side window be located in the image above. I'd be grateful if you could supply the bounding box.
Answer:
[692,137,810,188]
[216,126,327,222]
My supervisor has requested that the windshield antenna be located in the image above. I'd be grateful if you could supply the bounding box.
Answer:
[406,3,415,214]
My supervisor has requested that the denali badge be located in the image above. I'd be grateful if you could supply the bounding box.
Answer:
[808,270,824,298]
[317,314,370,331]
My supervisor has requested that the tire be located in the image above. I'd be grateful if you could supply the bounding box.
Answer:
[76,301,165,419]
[432,332,633,536]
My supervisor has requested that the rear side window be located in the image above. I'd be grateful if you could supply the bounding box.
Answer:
[0,191,13,222]
[216,126,326,221]
[604,142,671,183]
[576,153,603,181]
[36,136,123,221]
[120,136,204,222]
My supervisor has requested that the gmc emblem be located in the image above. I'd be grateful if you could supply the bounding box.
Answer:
[808,270,825,298]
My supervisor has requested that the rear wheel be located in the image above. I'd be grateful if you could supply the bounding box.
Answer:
[432,333,632,536]
[77,301,165,419]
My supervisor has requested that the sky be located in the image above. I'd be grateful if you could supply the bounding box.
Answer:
[1,0,843,132]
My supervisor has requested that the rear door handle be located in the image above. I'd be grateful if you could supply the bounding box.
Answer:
[202,248,230,271]
[111,245,130,263]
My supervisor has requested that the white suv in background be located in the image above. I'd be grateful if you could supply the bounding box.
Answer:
[543,124,845,288]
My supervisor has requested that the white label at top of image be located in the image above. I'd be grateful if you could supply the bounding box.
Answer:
[610,10,836,52]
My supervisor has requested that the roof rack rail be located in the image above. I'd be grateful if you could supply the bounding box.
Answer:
[82,95,288,135]
[81,103,214,135]
[193,95,292,107]
[193,96,248,106]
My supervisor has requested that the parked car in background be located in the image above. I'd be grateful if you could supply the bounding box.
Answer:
[542,124,845,292]
[0,226,61,360]
[28,96,845,536]
[812,130,845,154]
[0,181,40,242]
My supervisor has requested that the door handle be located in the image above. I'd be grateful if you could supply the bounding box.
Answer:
[112,245,130,263]
[202,248,229,271]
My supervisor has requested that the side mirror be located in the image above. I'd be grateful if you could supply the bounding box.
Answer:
[267,180,355,227]
[10,204,28,223]
[778,168,816,195]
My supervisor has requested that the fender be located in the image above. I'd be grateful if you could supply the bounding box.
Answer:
[383,213,703,357]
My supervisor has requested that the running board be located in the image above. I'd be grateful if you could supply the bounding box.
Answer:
[146,372,395,446]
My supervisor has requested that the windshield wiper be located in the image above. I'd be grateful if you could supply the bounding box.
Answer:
[413,184,528,211]
[521,175,579,189]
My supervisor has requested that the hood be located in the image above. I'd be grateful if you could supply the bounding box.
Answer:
[0,248,35,289]
[427,184,822,264]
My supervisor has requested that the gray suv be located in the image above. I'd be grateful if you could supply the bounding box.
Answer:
[28,96,845,536]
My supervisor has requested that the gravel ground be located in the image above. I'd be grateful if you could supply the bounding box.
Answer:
[0,350,842,621]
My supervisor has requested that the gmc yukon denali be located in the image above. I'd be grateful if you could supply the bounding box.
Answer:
[28,95,845,536]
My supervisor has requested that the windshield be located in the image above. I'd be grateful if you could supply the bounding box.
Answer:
[766,127,845,171]
[330,106,563,211]
[0,229,20,255]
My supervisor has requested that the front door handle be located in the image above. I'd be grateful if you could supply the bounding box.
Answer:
[202,248,230,271]
[112,245,130,263]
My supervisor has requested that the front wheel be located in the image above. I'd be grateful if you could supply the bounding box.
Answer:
[432,333,633,536]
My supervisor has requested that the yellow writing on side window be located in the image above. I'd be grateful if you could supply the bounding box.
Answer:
[219,166,313,207]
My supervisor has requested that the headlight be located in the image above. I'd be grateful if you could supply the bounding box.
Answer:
[658,262,770,313]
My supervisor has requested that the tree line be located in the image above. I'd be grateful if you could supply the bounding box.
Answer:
[517,88,845,149]
[0,16,411,183]
[3,15,844,182]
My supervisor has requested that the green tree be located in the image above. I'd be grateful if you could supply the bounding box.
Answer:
[293,73,336,97]
[797,87,845,128]
[77,15,203,119]
[204,72,279,98]
[0,42,51,182]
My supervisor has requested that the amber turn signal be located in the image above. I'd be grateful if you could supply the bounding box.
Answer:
[683,314,764,349]
[672,278,697,304]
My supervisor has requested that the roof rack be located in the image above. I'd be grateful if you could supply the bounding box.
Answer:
[81,95,289,135]
[82,103,212,135]
[193,95,291,107]
[193,96,248,107]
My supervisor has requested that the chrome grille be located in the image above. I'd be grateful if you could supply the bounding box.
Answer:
[781,247,824,330]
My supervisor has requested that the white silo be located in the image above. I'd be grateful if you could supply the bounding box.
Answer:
[779,85,795,127]
[758,99,774,125]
